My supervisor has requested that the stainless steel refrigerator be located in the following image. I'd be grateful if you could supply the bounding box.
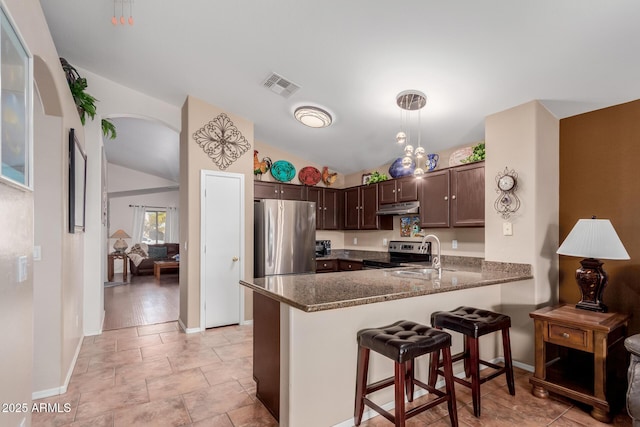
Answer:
[254,199,316,277]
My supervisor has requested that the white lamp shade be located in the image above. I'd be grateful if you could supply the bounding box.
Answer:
[557,219,629,260]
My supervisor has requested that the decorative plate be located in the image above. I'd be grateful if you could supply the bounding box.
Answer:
[298,166,321,186]
[448,147,473,166]
[270,160,296,182]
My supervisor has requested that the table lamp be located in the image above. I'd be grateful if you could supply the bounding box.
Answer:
[110,229,131,253]
[556,217,629,312]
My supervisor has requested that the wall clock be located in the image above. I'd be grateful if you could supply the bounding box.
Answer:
[494,167,520,219]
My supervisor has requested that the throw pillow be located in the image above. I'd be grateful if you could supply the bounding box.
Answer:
[148,246,168,259]
[128,243,148,258]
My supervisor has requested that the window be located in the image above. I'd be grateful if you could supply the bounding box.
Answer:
[142,210,166,244]
[0,7,32,189]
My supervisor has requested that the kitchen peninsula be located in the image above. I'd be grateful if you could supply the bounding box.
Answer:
[240,262,532,427]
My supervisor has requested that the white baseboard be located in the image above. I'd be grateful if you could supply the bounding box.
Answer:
[178,318,201,334]
[32,335,83,400]
[241,319,253,326]
[32,386,64,400]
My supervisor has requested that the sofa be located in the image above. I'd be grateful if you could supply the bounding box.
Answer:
[127,243,179,276]
[626,335,640,426]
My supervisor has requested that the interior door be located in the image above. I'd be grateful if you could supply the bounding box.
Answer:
[202,171,244,328]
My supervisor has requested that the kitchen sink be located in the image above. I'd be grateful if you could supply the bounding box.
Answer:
[392,267,454,279]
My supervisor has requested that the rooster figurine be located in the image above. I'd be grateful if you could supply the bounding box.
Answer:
[253,150,272,178]
[322,166,338,186]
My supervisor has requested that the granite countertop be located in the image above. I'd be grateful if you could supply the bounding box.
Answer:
[240,261,532,313]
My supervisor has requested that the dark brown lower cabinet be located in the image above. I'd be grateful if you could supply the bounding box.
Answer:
[316,259,338,273]
[338,260,363,271]
[253,292,280,420]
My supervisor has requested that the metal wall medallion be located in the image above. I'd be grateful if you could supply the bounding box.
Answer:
[192,113,250,170]
[494,167,521,219]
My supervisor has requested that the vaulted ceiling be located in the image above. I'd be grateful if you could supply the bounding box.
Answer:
[40,1,640,178]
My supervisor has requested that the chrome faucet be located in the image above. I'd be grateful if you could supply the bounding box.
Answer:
[421,234,441,279]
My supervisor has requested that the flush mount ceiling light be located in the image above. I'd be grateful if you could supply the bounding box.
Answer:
[294,106,332,128]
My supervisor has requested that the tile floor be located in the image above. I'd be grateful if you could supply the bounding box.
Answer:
[32,320,633,426]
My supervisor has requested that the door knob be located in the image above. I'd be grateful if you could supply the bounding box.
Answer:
[232,256,239,262]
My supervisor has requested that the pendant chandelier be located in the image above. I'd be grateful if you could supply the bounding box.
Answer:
[111,0,135,26]
[395,90,427,178]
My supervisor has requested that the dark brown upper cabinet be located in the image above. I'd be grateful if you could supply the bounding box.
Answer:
[378,177,419,205]
[254,181,307,201]
[344,184,393,230]
[418,162,484,228]
[307,187,342,230]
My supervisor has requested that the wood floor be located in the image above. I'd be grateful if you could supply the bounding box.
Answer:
[103,273,179,330]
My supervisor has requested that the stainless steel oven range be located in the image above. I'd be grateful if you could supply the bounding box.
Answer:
[362,240,431,269]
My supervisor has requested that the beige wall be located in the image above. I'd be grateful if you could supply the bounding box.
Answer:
[485,100,559,365]
[0,0,88,420]
[180,96,254,329]
[33,91,64,395]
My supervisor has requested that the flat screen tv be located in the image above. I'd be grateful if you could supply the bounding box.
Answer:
[68,128,86,233]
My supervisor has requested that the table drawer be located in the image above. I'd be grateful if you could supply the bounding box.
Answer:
[547,323,592,351]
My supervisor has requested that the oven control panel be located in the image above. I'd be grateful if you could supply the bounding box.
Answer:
[388,240,430,255]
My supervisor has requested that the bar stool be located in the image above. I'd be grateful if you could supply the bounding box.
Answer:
[354,320,458,427]
[429,306,515,417]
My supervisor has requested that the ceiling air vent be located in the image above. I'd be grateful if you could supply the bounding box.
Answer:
[262,72,300,98]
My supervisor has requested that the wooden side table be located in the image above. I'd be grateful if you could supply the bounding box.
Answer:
[529,304,630,422]
[108,252,128,282]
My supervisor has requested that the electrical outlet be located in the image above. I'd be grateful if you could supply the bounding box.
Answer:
[452,239,458,249]
[34,245,42,261]
[382,238,388,246]
[353,237,358,245]
[503,222,513,236]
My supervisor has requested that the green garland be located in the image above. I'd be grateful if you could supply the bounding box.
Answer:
[60,58,117,139]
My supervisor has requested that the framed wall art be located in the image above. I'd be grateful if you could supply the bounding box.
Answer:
[0,7,33,190]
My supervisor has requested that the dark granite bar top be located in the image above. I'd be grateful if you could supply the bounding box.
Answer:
[240,261,533,313]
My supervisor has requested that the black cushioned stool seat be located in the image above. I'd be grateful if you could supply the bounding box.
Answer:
[355,320,458,427]
[429,306,515,417]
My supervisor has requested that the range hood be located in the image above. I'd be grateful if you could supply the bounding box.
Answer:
[376,201,420,216]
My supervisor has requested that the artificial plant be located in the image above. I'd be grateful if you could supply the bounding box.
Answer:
[60,58,117,139]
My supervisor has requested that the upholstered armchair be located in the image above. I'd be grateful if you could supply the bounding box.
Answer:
[625,334,640,426]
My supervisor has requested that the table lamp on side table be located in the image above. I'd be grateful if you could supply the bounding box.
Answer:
[557,217,629,312]
[110,229,131,253]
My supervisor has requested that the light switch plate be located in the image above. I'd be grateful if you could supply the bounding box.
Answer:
[452,239,458,249]
[17,255,28,282]
[34,245,42,261]
[503,222,513,236]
